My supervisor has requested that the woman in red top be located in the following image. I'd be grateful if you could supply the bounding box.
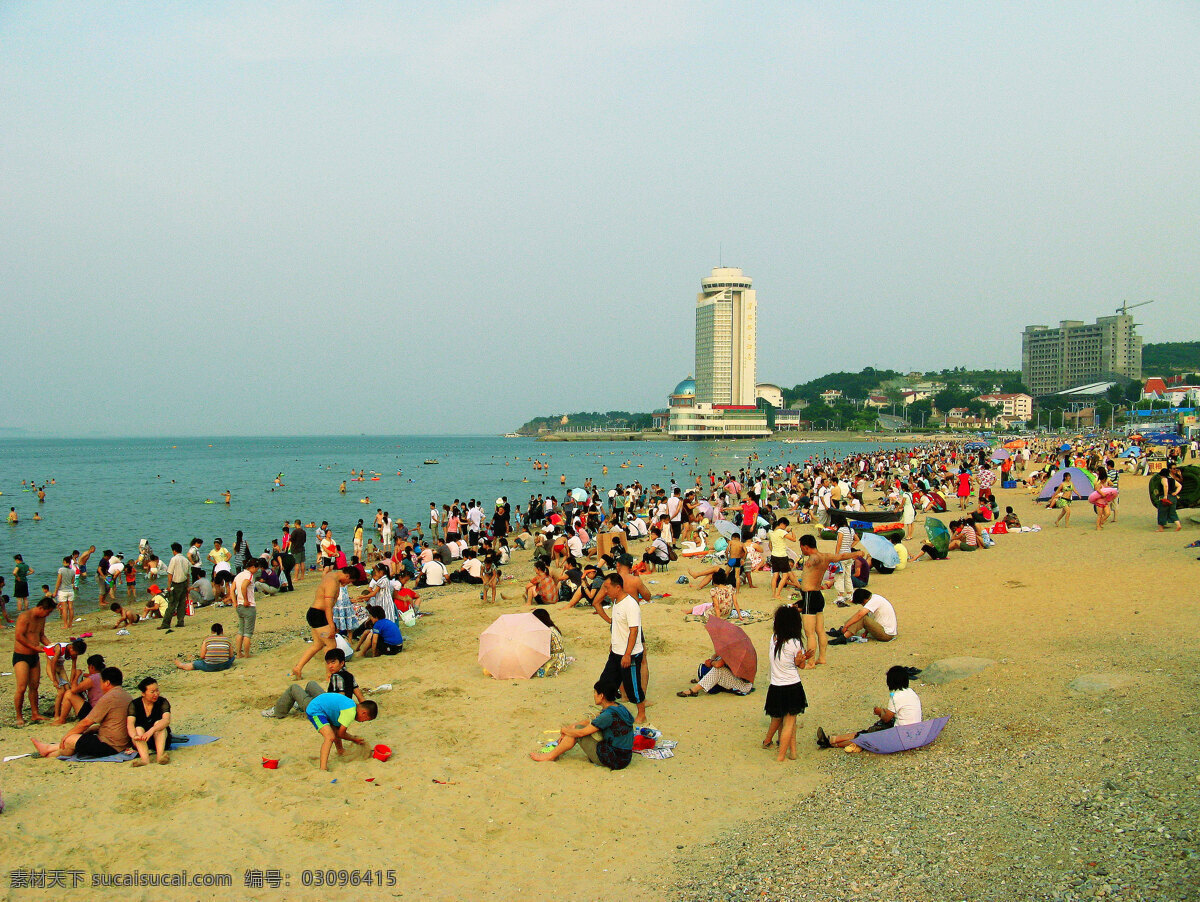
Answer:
[956,470,972,510]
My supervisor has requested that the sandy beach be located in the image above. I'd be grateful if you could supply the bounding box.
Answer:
[3,475,1197,901]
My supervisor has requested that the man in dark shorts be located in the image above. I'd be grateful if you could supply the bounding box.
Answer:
[291,568,354,680]
[594,574,648,724]
[795,535,863,667]
[290,519,308,582]
[13,598,55,725]
[32,666,132,759]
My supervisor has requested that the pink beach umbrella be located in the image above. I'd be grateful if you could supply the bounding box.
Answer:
[478,613,551,680]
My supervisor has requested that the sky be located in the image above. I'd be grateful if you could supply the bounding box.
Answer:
[2,1,1198,436]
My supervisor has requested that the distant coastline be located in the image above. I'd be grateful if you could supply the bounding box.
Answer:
[534,430,961,443]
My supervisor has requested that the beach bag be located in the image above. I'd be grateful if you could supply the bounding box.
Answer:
[668,548,678,562]
[398,606,417,627]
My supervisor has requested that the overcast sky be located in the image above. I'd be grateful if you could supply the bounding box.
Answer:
[2,2,1198,436]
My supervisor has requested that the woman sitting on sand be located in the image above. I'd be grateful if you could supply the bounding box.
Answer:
[708,567,738,620]
[530,608,568,678]
[523,561,556,606]
[676,651,754,698]
[127,677,172,766]
[529,680,634,769]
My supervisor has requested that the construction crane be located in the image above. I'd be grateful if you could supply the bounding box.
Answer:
[1115,299,1154,316]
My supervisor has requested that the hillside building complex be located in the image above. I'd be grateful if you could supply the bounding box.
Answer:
[1022,314,1142,396]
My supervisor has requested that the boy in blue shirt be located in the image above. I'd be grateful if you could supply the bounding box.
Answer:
[355,605,404,657]
[304,692,378,771]
[530,680,635,770]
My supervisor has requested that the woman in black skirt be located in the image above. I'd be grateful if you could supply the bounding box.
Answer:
[763,605,812,763]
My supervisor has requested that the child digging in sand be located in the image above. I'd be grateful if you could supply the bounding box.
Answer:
[304,693,378,771]
[529,680,634,770]
[763,605,813,763]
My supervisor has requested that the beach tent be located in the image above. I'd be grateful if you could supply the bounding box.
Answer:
[1037,467,1096,501]
[1149,466,1200,510]
[1118,446,1141,458]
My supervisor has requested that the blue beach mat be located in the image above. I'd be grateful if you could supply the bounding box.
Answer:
[57,734,220,763]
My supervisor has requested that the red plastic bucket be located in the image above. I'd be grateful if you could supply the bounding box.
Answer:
[371,744,392,762]
[262,757,279,769]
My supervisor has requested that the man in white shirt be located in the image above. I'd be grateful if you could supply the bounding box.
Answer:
[164,542,191,629]
[594,574,647,724]
[665,488,683,543]
[419,558,447,588]
[837,588,897,642]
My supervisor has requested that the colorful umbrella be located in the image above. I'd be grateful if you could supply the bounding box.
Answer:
[857,532,899,569]
[478,613,551,680]
[1002,439,1026,449]
[704,616,758,682]
[714,520,740,540]
[570,487,588,502]
[925,517,950,555]
[853,716,951,754]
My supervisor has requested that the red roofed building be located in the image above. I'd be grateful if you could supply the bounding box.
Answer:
[974,393,1033,420]
[1142,377,1167,398]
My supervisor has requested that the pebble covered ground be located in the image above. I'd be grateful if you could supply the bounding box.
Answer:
[672,680,1200,901]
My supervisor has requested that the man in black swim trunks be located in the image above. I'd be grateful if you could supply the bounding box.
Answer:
[796,535,863,667]
[291,568,354,680]
[13,598,56,726]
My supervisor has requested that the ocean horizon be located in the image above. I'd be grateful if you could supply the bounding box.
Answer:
[0,434,887,581]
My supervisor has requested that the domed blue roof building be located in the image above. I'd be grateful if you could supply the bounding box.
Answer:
[670,376,696,407]
[672,376,696,396]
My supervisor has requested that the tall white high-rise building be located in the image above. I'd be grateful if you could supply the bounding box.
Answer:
[694,267,757,406]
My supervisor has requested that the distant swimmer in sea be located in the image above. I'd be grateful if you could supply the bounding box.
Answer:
[360,497,370,504]
[339,481,347,494]
[223,490,231,505]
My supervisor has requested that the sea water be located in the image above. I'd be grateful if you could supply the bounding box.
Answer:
[0,435,886,578]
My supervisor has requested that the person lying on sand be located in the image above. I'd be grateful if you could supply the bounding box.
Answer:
[529,680,634,770]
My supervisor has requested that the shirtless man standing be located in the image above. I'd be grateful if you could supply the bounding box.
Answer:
[291,568,354,680]
[13,598,56,725]
[795,535,863,667]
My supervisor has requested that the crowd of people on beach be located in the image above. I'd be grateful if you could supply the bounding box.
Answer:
[6,431,1192,770]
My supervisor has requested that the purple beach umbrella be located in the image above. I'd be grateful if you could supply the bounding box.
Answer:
[853,716,951,754]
